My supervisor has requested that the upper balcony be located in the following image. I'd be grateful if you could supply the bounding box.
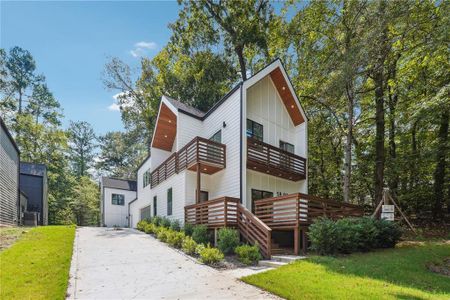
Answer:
[151,136,226,188]
[247,137,306,181]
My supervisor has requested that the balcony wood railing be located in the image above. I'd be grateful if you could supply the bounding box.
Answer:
[151,136,226,188]
[254,193,364,229]
[247,137,306,181]
[185,197,272,258]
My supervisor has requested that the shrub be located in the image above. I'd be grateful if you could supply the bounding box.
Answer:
[308,218,342,255]
[197,244,224,265]
[309,217,402,255]
[167,231,185,248]
[160,217,171,228]
[137,220,148,231]
[183,223,194,236]
[192,225,210,244]
[170,219,181,231]
[152,216,162,226]
[374,219,402,248]
[181,236,197,254]
[235,244,262,265]
[144,223,155,234]
[217,228,240,255]
[156,227,170,242]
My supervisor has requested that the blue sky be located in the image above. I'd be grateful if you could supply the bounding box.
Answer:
[1,1,180,135]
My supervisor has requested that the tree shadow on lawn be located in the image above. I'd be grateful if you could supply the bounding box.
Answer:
[307,242,450,295]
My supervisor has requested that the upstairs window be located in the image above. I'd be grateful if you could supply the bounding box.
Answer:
[112,194,125,206]
[209,130,222,143]
[280,141,295,153]
[247,119,263,141]
[143,169,151,188]
[167,188,173,216]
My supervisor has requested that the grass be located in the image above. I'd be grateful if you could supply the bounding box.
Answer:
[0,227,29,251]
[0,226,76,300]
[242,241,450,300]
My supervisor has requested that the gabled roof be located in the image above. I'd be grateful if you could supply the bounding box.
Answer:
[101,177,137,191]
[164,96,205,119]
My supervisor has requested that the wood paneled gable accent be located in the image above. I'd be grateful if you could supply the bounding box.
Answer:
[152,102,177,151]
[269,67,305,126]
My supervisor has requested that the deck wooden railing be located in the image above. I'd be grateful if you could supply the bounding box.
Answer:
[247,137,306,181]
[254,193,364,229]
[151,136,226,188]
[185,197,272,258]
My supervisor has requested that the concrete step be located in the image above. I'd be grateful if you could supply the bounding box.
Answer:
[258,260,287,268]
[271,255,306,263]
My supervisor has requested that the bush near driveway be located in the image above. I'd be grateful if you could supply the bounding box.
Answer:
[0,226,75,300]
[192,225,210,244]
[217,228,240,254]
[235,244,262,265]
[181,236,197,254]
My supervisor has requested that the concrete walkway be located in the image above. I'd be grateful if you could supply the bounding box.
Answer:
[67,227,279,300]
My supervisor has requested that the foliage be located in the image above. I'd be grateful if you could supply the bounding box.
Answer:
[192,225,210,244]
[181,236,198,254]
[217,228,240,255]
[170,219,181,231]
[196,244,224,265]
[144,223,155,234]
[235,244,262,265]
[160,217,171,228]
[67,121,97,177]
[308,217,402,255]
[152,216,162,227]
[242,242,450,299]
[137,220,148,231]
[183,222,194,236]
[156,227,169,242]
[0,226,75,299]
[69,176,100,226]
[167,231,185,248]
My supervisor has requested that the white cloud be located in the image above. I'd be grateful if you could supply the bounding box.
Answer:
[129,41,157,58]
[108,103,121,111]
[108,92,134,112]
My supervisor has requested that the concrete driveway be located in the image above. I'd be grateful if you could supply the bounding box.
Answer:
[67,227,278,300]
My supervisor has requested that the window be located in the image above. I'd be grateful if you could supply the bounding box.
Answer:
[167,188,173,216]
[153,196,157,216]
[280,141,294,153]
[196,190,209,203]
[251,189,273,213]
[247,119,263,141]
[112,194,125,206]
[140,205,151,221]
[209,130,222,143]
[143,169,151,188]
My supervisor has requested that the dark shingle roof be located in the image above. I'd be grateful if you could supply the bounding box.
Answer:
[101,177,137,191]
[164,95,206,118]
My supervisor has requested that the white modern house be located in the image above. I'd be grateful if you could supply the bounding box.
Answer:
[101,177,137,227]
[129,59,362,257]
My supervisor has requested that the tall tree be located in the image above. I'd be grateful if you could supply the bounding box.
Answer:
[68,121,97,177]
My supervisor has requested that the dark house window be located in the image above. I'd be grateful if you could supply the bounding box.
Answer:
[209,130,222,143]
[247,119,263,141]
[167,188,173,216]
[280,141,294,153]
[112,193,125,206]
[251,189,273,213]
[153,196,157,216]
[143,169,150,188]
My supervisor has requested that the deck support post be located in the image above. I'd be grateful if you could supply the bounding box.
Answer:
[294,227,299,255]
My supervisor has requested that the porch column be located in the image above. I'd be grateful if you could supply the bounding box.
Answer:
[196,163,201,204]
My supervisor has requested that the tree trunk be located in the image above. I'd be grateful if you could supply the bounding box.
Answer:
[235,45,247,80]
[387,89,398,199]
[343,84,354,203]
[432,110,449,219]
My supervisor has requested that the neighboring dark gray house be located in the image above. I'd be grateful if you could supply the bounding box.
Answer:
[20,162,48,225]
[0,117,20,226]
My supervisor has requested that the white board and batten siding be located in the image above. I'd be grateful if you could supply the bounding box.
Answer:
[129,157,152,228]
[103,187,136,227]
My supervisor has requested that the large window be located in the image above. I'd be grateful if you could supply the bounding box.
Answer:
[140,205,151,221]
[112,193,125,206]
[247,119,263,141]
[167,188,173,216]
[153,196,157,216]
[209,130,222,143]
[143,169,151,188]
[251,189,273,213]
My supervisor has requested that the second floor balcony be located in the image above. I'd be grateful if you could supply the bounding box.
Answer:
[247,137,306,181]
[151,136,226,188]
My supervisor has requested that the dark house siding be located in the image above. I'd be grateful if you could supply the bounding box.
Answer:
[0,118,20,226]
[20,162,48,225]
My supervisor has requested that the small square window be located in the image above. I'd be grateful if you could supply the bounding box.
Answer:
[112,194,125,206]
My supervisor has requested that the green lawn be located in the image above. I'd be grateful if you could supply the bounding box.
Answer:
[243,242,450,300]
[0,226,76,300]
[0,227,29,251]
